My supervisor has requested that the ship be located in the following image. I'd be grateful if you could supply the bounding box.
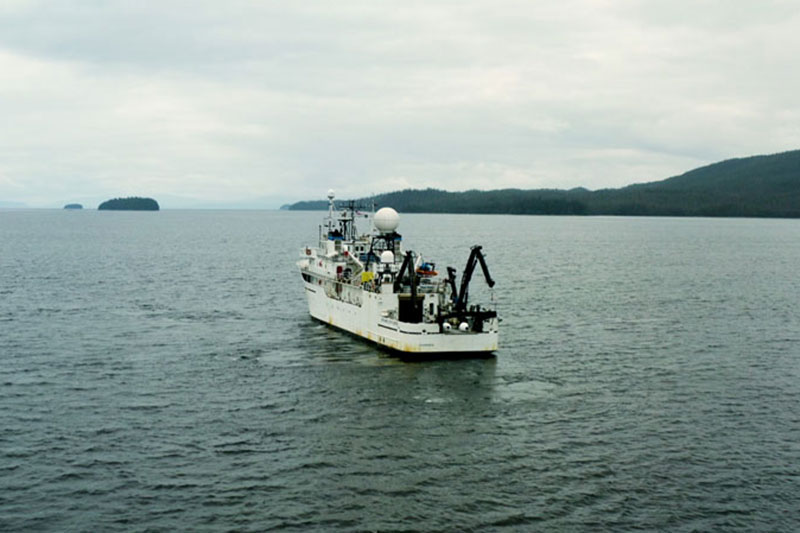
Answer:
[297,191,499,356]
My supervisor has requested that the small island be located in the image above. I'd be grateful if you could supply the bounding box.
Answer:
[63,203,83,210]
[98,197,160,211]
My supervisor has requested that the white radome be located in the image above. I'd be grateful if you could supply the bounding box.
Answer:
[380,250,395,264]
[374,207,400,233]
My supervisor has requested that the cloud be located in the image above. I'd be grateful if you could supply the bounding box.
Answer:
[2,1,800,206]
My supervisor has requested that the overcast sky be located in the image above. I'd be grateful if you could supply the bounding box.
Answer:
[2,1,799,208]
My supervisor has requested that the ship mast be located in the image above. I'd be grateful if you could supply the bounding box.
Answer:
[326,189,336,235]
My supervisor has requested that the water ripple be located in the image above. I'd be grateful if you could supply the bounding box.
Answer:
[1,211,799,532]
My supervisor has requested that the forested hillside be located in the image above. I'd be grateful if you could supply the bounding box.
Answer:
[288,150,800,217]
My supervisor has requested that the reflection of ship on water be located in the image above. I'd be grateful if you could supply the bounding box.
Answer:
[297,191,499,356]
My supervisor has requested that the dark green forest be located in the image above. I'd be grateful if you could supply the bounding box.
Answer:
[98,197,160,211]
[287,150,800,217]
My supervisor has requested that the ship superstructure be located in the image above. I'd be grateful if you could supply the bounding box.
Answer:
[297,191,499,355]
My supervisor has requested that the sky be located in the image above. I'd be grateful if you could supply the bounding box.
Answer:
[2,0,799,208]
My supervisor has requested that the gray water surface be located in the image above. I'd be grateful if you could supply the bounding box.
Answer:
[1,209,799,531]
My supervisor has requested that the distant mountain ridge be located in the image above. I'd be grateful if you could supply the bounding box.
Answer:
[288,150,800,217]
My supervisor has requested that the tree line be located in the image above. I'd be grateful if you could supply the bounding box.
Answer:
[288,150,800,218]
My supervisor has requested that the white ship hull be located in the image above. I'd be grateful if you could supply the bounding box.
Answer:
[302,278,499,354]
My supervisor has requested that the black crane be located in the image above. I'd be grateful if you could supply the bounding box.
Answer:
[446,267,458,305]
[394,251,416,294]
[436,246,497,333]
[394,251,423,323]
[455,246,495,313]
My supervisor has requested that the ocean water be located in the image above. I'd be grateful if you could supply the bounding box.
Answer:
[1,209,799,532]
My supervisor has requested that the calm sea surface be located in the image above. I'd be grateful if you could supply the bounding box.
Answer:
[1,209,799,532]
